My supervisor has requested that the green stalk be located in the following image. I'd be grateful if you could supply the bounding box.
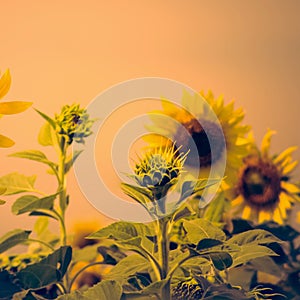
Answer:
[56,136,69,290]
[57,136,67,246]
[68,261,104,292]
[157,217,171,300]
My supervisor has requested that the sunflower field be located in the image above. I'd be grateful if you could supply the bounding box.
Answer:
[0,70,300,300]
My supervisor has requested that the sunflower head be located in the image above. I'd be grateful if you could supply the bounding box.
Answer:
[171,280,204,300]
[133,145,187,192]
[232,129,299,224]
[238,155,281,209]
[71,220,101,249]
[145,90,250,185]
[54,104,94,145]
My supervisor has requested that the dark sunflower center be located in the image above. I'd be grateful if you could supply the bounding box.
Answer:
[239,159,281,208]
[174,118,225,168]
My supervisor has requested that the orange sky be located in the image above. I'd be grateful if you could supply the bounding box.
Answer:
[1,1,300,235]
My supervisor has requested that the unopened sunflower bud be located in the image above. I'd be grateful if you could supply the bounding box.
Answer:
[55,104,95,145]
[133,145,187,190]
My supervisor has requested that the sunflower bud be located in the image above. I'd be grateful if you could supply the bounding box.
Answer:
[133,145,187,191]
[54,104,94,145]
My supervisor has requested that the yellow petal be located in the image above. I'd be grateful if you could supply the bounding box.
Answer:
[231,195,244,207]
[278,197,287,219]
[281,181,300,194]
[279,192,292,209]
[247,131,256,145]
[0,134,15,147]
[261,129,276,157]
[273,208,283,224]
[0,101,32,115]
[0,69,11,100]
[161,98,180,115]
[181,90,202,115]
[282,161,298,175]
[274,146,298,165]
[242,205,252,219]
[258,210,271,223]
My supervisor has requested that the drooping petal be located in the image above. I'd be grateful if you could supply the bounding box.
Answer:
[0,69,11,100]
[261,129,276,157]
[282,161,298,175]
[0,134,15,147]
[0,101,32,115]
[274,146,298,165]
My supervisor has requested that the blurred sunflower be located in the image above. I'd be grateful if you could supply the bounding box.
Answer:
[231,130,300,224]
[70,221,111,290]
[0,69,32,147]
[145,90,249,185]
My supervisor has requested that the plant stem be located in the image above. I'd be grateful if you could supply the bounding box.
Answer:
[68,261,104,292]
[157,217,171,300]
[58,137,67,246]
[57,137,69,288]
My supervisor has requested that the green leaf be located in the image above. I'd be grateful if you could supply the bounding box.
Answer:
[0,270,22,299]
[124,280,168,297]
[228,266,255,290]
[17,246,72,290]
[0,199,5,205]
[88,221,153,242]
[33,217,49,236]
[57,280,122,300]
[38,122,54,146]
[64,150,83,173]
[34,109,56,129]
[196,238,223,251]
[178,178,220,203]
[121,183,152,208]
[249,256,282,276]
[12,194,57,215]
[98,245,127,265]
[9,150,57,169]
[257,221,300,241]
[228,229,281,246]
[106,254,150,282]
[205,252,233,271]
[0,229,31,253]
[0,172,37,195]
[179,256,211,276]
[172,204,193,223]
[230,244,277,268]
[182,219,226,244]
[29,211,58,220]
[204,284,250,300]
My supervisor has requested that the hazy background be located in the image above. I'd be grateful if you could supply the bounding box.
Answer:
[1,0,300,236]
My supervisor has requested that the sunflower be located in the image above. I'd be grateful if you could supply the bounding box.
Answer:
[0,69,32,147]
[231,129,300,224]
[145,90,250,185]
